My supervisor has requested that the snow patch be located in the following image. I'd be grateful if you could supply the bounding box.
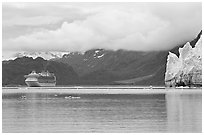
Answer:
[14,51,70,60]
[97,54,104,58]
[93,49,105,58]
[95,50,100,54]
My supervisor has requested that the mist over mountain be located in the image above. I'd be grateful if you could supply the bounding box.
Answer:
[2,31,202,86]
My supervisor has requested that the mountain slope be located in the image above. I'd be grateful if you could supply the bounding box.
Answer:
[2,31,201,86]
[55,31,201,86]
[77,51,168,85]
[55,49,168,85]
[2,57,79,86]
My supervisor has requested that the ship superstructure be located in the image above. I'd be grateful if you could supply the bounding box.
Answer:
[24,71,56,87]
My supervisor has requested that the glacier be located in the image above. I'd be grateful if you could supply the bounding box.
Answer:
[165,36,202,87]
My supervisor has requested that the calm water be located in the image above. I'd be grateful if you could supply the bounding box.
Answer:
[2,89,202,133]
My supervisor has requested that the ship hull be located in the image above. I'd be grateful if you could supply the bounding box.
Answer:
[25,81,56,87]
[25,81,41,87]
[38,82,56,87]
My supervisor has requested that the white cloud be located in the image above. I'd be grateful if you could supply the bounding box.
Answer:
[2,2,202,54]
[3,16,63,27]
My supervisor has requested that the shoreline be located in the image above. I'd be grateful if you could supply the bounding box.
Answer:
[2,87,202,94]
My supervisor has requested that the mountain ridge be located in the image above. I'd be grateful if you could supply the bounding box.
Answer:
[2,57,79,86]
[2,30,202,86]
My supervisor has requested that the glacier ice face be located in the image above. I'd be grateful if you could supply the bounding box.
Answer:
[165,36,202,87]
[165,52,181,81]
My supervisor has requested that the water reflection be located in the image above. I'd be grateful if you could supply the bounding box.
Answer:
[165,93,202,132]
[2,91,202,133]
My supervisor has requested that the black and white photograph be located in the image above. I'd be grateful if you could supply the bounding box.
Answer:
[2,1,202,133]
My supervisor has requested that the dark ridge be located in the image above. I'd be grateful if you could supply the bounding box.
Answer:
[2,56,79,86]
[2,30,202,86]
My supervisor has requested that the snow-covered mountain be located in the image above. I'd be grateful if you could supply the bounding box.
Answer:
[3,49,111,61]
[2,31,202,86]
[13,49,105,60]
[62,49,104,59]
[165,35,202,87]
[14,51,71,60]
[56,48,167,86]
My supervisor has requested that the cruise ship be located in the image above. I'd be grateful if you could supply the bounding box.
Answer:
[24,71,56,87]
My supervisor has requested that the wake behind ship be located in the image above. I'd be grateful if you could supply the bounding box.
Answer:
[24,71,56,87]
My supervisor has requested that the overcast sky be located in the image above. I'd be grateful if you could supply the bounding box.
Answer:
[2,2,202,59]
